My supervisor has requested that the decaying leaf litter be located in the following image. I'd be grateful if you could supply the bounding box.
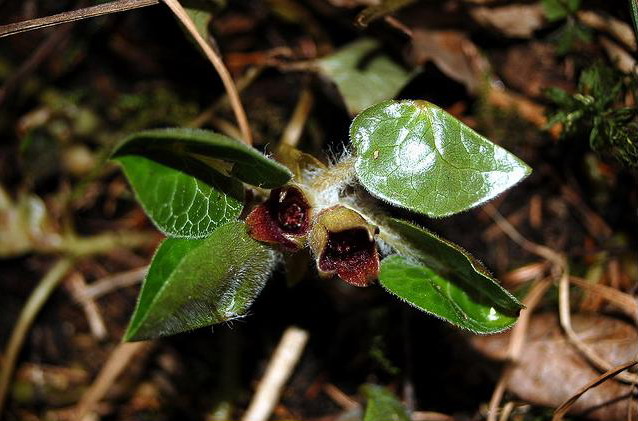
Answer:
[1,0,637,420]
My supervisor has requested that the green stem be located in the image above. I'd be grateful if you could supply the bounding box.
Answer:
[0,258,74,415]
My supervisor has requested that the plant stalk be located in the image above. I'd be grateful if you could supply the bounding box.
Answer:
[0,258,74,415]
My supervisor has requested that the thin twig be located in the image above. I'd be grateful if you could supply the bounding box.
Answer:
[162,0,253,145]
[487,277,553,421]
[552,360,638,421]
[279,88,314,148]
[484,203,638,384]
[558,268,638,384]
[600,35,637,75]
[74,341,152,420]
[60,231,154,257]
[78,266,148,301]
[411,411,455,421]
[384,16,413,38]
[209,115,244,140]
[0,258,74,415]
[67,272,108,340]
[498,401,515,421]
[482,204,562,265]
[569,276,638,321]
[0,0,160,38]
[323,383,359,410]
[576,10,637,52]
[187,66,264,129]
[241,326,309,421]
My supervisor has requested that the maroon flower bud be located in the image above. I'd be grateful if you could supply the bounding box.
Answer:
[246,185,312,251]
[309,206,380,287]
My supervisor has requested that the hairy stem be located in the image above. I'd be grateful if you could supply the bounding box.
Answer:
[0,258,74,414]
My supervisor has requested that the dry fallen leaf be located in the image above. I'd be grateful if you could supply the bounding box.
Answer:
[469,4,545,39]
[409,29,490,93]
[471,313,638,421]
[495,42,573,98]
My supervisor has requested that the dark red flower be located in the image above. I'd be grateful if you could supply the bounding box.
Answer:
[309,206,379,287]
[246,185,312,251]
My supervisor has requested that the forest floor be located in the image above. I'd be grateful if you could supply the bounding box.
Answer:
[0,1,637,420]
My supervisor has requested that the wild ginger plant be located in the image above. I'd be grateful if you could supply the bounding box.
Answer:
[112,99,531,341]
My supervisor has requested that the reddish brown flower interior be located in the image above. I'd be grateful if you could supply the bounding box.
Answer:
[246,186,311,251]
[319,228,379,287]
[271,188,310,235]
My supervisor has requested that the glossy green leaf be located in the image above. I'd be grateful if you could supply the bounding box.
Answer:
[380,256,519,333]
[384,218,523,313]
[361,385,410,421]
[378,218,522,333]
[317,39,414,115]
[124,221,277,341]
[113,128,292,188]
[350,100,531,217]
[115,154,243,238]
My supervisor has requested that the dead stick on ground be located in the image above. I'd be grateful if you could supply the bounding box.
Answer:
[569,276,638,321]
[0,0,160,38]
[411,411,455,421]
[323,383,359,410]
[484,204,638,385]
[162,0,253,145]
[487,276,553,421]
[78,266,148,301]
[279,88,314,148]
[67,272,108,340]
[0,258,74,415]
[74,341,152,420]
[498,401,516,421]
[552,360,638,421]
[558,268,638,384]
[241,326,309,421]
[577,10,637,51]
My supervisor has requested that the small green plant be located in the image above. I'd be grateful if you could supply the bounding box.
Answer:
[546,63,638,168]
[541,0,592,54]
[113,99,531,341]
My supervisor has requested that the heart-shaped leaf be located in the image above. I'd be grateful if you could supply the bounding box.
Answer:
[317,39,415,115]
[361,385,410,421]
[113,128,292,188]
[124,221,277,341]
[115,154,243,238]
[350,100,531,217]
[378,218,522,332]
